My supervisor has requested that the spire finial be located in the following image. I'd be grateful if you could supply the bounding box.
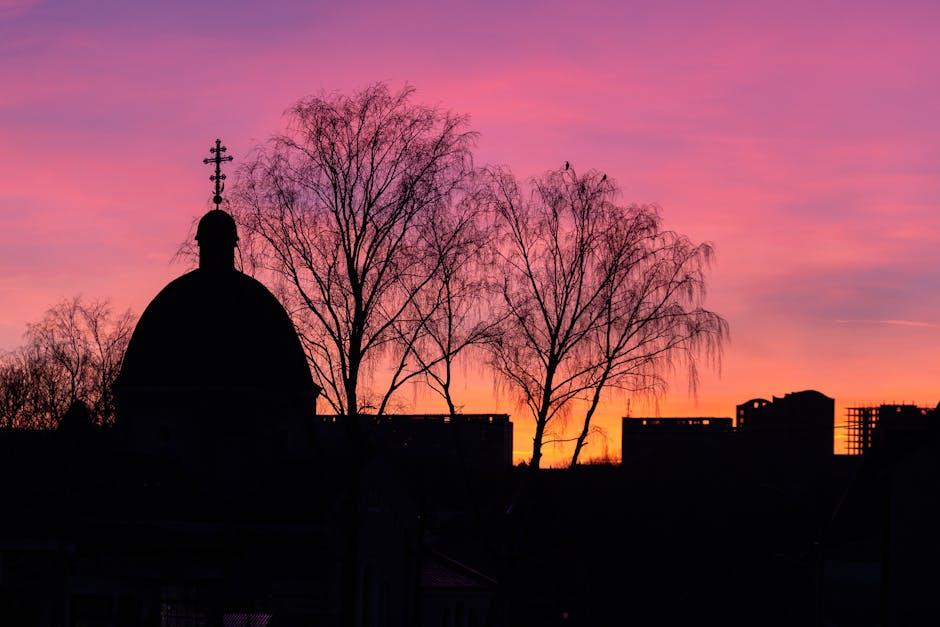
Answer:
[202,138,234,209]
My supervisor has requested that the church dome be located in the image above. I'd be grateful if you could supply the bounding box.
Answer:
[115,209,318,410]
[116,269,317,408]
[195,208,238,245]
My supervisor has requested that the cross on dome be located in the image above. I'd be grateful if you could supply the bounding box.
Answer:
[197,139,238,271]
[202,138,234,208]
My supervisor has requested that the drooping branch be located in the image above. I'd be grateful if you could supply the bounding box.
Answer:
[484,164,727,469]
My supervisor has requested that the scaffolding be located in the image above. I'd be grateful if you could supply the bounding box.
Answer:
[845,404,932,455]
[845,406,879,456]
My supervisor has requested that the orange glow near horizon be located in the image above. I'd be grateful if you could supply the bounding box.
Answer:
[3,2,940,466]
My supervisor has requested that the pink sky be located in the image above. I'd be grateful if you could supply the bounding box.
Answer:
[2,1,940,462]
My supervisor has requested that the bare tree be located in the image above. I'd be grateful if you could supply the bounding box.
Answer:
[392,188,501,418]
[0,350,31,430]
[0,296,135,429]
[484,165,726,469]
[230,83,478,420]
[567,201,728,466]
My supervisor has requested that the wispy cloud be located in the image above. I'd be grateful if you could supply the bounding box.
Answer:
[835,319,936,328]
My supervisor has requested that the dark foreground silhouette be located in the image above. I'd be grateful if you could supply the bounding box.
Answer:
[1,202,936,626]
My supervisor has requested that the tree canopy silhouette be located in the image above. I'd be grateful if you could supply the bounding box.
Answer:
[483,165,727,468]
[0,296,135,429]
[395,185,501,419]
[229,83,479,419]
[182,83,728,468]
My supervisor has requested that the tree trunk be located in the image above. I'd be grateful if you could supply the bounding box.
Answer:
[570,397,600,467]
[530,416,546,469]
[570,372,609,467]
[442,360,457,420]
[530,365,557,469]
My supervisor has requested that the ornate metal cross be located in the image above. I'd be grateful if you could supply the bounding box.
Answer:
[202,138,234,209]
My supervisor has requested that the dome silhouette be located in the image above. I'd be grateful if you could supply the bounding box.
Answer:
[115,209,317,410]
[117,269,316,407]
[195,208,238,245]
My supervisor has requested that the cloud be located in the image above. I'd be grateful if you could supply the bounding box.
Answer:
[835,319,936,328]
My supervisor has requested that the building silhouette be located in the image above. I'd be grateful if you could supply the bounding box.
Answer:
[737,390,834,453]
[0,206,510,626]
[618,391,936,626]
[115,208,321,499]
[312,413,512,474]
[621,417,736,484]
[823,403,939,626]
[0,204,935,625]
[621,390,834,489]
[845,404,934,456]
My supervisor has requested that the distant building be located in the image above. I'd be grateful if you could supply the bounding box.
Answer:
[737,390,834,457]
[822,403,939,626]
[313,413,512,475]
[846,404,934,456]
[622,390,835,490]
[621,416,736,484]
[736,390,835,487]
[623,417,734,433]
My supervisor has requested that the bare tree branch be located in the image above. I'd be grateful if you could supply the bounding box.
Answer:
[226,83,478,423]
[0,296,136,429]
[483,164,727,468]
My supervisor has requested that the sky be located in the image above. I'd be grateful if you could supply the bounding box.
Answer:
[2,0,940,463]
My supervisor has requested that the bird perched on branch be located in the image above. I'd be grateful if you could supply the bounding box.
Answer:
[564,161,570,171]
